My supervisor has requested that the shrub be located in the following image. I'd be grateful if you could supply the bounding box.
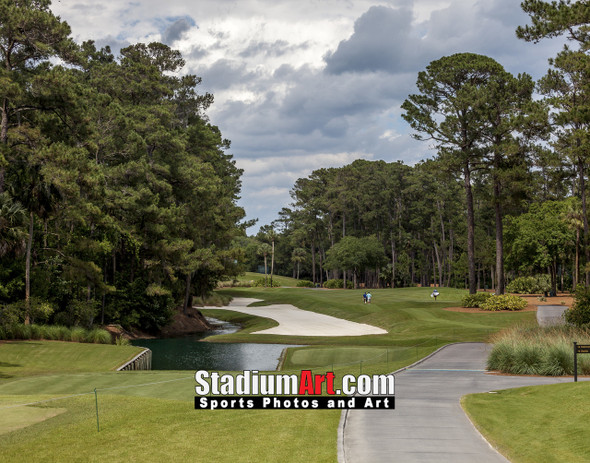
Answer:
[480,294,527,311]
[506,274,551,294]
[564,285,590,327]
[323,279,354,289]
[251,278,280,287]
[296,280,314,288]
[461,292,492,308]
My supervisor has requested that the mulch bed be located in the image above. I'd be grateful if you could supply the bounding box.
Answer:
[443,293,573,314]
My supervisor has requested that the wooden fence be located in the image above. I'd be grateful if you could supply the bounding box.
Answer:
[117,348,152,371]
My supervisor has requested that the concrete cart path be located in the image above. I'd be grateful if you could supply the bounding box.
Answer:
[537,305,568,326]
[341,343,581,463]
[203,297,387,337]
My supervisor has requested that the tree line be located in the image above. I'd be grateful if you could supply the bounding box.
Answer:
[0,0,246,332]
[243,1,590,295]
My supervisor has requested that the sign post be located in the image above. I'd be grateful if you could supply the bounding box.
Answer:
[573,342,590,382]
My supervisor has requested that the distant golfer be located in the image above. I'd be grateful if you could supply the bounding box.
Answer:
[431,289,439,301]
[363,292,367,304]
[367,292,372,303]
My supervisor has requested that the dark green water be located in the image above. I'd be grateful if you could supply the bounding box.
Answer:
[131,319,299,371]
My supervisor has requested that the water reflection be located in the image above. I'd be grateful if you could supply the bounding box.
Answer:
[131,318,299,371]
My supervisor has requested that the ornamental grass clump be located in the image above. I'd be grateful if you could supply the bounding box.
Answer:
[85,328,112,344]
[480,294,527,311]
[488,324,590,375]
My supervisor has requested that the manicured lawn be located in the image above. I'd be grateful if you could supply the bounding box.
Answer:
[0,341,143,379]
[0,394,339,463]
[0,287,538,462]
[204,287,534,350]
[462,382,590,463]
[221,272,300,286]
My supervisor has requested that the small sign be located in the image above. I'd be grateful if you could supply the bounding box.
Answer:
[574,342,590,382]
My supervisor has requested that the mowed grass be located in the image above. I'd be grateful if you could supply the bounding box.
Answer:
[221,272,300,286]
[462,382,590,463]
[204,287,534,348]
[0,341,143,378]
[0,394,338,463]
[0,287,537,462]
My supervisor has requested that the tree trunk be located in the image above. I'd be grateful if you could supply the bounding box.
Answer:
[264,255,268,286]
[183,272,192,315]
[25,212,34,324]
[391,235,396,288]
[447,225,454,287]
[575,227,580,289]
[270,239,275,287]
[311,242,316,284]
[494,177,505,294]
[464,166,477,294]
[0,97,8,193]
[434,241,442,287]
[579,157,589,286]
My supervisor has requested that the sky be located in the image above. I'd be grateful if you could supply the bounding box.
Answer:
[51,0,566,234]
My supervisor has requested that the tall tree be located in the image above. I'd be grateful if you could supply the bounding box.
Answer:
[0,0,75,192]
[402,53,507,294]
[517,0,590,46]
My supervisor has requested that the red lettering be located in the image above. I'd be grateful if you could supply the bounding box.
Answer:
[298,370,315,395]
[326,372,336,395]
[314,374,325,394]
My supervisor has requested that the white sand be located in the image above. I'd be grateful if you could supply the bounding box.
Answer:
[203,297,387,337]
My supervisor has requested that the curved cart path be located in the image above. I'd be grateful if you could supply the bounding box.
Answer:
[203,297,387,337]
[536,305,568,326]
[341,342,583,463]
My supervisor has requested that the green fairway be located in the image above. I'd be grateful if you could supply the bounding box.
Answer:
[204,287,534,349]
[0,341,143,379]
[0,394,339,463]
[0,287,536,462]
[462,382,590,463]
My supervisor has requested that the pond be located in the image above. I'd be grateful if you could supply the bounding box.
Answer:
[131,318,300,371]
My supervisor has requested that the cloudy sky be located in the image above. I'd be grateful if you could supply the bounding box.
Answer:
[51,0,565,234]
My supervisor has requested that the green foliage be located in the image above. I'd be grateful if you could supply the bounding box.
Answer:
[325,236,387,279]
[480,294,527,311]
[0,2,245,335]
[323,279,354,289]
[251,278,280,287]
[296,280,314,287]
[0,323,111,344]
[564,285,590,327]
[506,274,551,294]
[461,292,493,308]
[105,279,174,333]
[487,325,590,375]
[517,0,590,44]
[115,336,131,346]
[84,328,112,344]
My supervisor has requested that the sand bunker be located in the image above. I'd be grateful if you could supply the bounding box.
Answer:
[204,297,387,337]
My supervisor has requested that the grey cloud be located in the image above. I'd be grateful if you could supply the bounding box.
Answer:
[324,5,422,74]
[94,35,131,54]
[239,40,310,58]
[197,59,261,91]
[162,17,194,44]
